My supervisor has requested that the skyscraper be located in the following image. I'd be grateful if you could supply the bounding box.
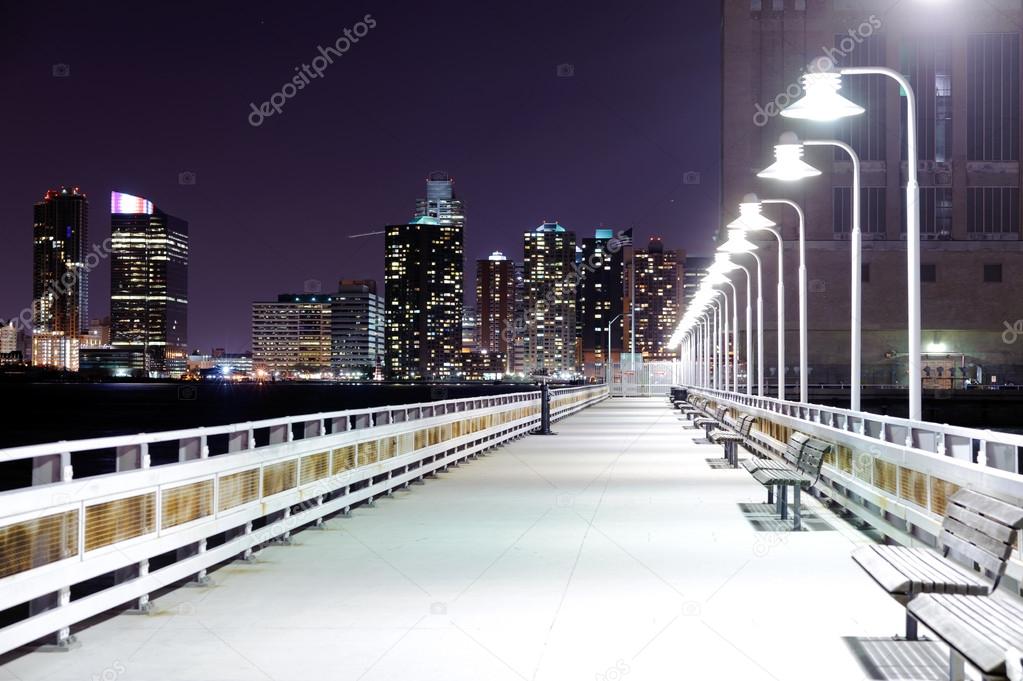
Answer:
[333,279,385,376]
[109,191,189,373]
[633,237,683,361]
[578,228,627,379]
[476,251,516,371]
[385,215,464,380]
[252,293,334,376]
[32,186,89,343]
[682,256,712,314]
[523,221,577,375]
[414,171,465,231]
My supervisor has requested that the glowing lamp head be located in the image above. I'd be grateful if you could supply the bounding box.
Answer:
[718,228,760,255]
[781,71,865,121]
[757,134,823,182]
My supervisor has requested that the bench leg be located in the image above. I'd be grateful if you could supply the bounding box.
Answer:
[778,486,788,520]
[948,650,965,681]
[766,485,774,505]
[793,486,801,531]
[905,612,919,641]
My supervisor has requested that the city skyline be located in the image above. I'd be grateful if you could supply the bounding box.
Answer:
[0,1,720,352]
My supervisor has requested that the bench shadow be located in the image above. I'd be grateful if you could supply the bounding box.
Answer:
[737,502,835,532]
[843,636,948,681]
[705,458,735,470]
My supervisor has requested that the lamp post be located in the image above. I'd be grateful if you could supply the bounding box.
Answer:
[758,133,863,409]
[709,272,739,392]
[718,233,765,396]
[782,63,921,420]
[606,313,624,388]
[711,257,753,395]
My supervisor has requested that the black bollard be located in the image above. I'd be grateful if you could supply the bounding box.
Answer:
[534,382,556,435]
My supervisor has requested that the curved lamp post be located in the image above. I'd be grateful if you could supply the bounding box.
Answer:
[711,256,754,396]
[781,63,921,420]
[759,131,863,410]
[718,231,764,396]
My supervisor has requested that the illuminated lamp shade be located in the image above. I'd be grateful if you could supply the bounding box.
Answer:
[731,196,776,230]
[757,134,822,182]
[718,228,760,255]
[781,71,865,121]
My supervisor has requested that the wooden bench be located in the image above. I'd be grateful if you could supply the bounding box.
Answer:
[741,431,810,477]
[709,413,757,468]
[908,593,1023,681]
[678,396,705,423]
[749,435,831,530]
[852,488,1023,640]
[693,405,728,441]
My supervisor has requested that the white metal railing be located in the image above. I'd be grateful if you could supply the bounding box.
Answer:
[0,385,608,654]
[685,386,1023,589]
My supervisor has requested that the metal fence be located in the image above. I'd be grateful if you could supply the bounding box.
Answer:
[610,360,678,397]
[0,385,608,654]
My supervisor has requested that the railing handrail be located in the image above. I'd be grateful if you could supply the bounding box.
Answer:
[0,388,565,463]
[692,386,1023,451]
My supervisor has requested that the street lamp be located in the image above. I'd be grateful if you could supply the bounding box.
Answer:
[758,132,864,410]
[606,313,624,387]
[728,198,786,400]
[710,256,754,395]
[707,270,739,392]
[782,59,922,420]
[718,232,764,396]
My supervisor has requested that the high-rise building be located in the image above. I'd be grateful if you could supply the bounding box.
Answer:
[414,171,465,231]
[385,215,464,380]
[110,191,188,374]
[252,294,334,376]
[33,186,89,352]
[476,251,516,371]
[84,316,112,347]
[682,256,712,314]
[523,221,578,375]
[0,322,18,355]
[578,229,627,379]
[724,0,1023,384]
[333,279,385,377]
[633,238,684,361]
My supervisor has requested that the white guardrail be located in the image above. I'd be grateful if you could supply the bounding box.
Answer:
[0,385,609,654]
[686,387,1023,592]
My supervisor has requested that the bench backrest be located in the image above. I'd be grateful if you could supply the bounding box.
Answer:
[783,432,811,466]
[736,414,756,438]
[940,488,1023,589]
[796,438,831,484]
[714,405,728,421]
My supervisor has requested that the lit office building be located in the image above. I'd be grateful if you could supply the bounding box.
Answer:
[724,1,1023,383]
[333,279,385,377]
[33,186,88,369]
[523,221,577,375]
[109,191,188,374]
[476,251,516,372]
[633,237,683,361]
[414,171,465,231]
[32,331,79,372]
[578,228,627,379]
[682,256,712,314]
[252,294,334,376]
[385,215,464,380]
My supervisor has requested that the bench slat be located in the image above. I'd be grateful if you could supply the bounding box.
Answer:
[942,516,1013,563]
[941,531,1006,577]
[908,595,1019,675]
[951,489,1023,529]
[946,503,1017,545]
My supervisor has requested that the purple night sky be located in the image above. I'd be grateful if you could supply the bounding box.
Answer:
[0,1,721,352]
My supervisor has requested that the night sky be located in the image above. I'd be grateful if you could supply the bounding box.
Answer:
[0,1,721,352]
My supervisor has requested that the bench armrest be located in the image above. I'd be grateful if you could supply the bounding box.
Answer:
[1008,647,1023,681]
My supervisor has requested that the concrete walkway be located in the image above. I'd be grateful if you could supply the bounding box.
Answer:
[1,398,950,681]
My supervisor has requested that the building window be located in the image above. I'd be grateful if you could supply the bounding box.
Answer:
[984,263,1003,282]
[834,187,886,234]
[900,35,953,162]
[967,33,1021,161]
[835,33,887,161]
[921,188,953,237]
[861,264,870,283]
[967,187,1020,235]
[921,264,936,282]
